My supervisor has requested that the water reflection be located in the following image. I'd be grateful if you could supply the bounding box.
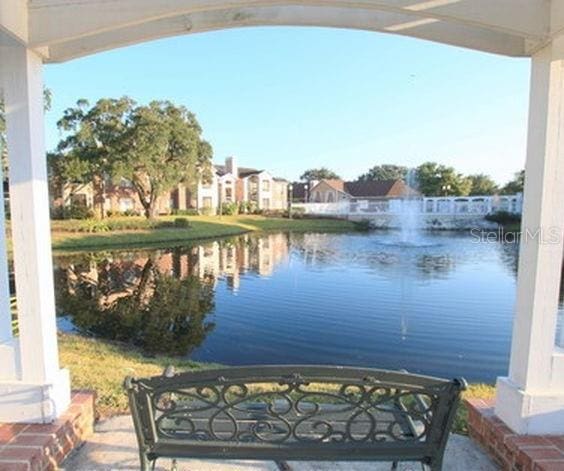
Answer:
[55,253,215,356]
[52,231,546,382]
[54,234,290,355]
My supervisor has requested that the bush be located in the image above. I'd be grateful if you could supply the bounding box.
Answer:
[262,209,287,218]
[54,204,93,220]
[77,219,111,233]
[105,218,153,231]
[354,219,372,231]
[485,211,521,225]
[173,217,190,228]
[220,202,238,216]
[200,207,215,216]
[171,208,199,216]
[238,201,261,214]
[290,207,306,219]
[121,209,139,217]
[50,206,65,220]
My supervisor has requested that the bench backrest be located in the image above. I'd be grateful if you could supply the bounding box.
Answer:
[125,366,465,468]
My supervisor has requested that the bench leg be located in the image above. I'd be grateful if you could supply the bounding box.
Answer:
[391,461,398,470]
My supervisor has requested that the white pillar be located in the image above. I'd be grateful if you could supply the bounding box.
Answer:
[0,43,70,423]
[495,36,564,435]
[0,161,11,343]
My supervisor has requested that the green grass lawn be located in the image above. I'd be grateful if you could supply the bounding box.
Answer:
[51,215,360,251]
[59,332,494,433]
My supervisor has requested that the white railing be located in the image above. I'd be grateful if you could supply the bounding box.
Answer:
[294,194,523,217]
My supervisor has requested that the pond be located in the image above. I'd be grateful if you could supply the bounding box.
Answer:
[52,230,564,384]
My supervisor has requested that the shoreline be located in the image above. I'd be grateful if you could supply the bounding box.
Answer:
[49,215,362,252]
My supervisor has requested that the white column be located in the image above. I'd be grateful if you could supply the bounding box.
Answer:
[0,161,11,343]
[0,43,70,423]
[495,36,564,435]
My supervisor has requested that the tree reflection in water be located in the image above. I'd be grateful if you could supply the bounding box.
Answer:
[55,252,215,356]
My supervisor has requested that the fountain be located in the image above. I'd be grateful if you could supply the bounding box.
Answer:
[398,168,424,245]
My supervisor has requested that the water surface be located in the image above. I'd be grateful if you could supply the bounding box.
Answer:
[53,230,553,383]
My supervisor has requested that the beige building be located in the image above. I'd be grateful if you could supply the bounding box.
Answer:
[50,156,288,216]
[306,179,419,203]
[192,157,288,214]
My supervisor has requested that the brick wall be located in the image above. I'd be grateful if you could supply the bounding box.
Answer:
[466,398,564,471]
[0,390,96,471]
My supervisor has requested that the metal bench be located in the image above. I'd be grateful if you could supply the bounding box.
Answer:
[125,366,466,471]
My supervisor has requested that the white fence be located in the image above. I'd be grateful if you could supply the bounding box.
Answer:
[293,194,523,217]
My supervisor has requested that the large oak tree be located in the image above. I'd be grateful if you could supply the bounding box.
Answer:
[114,101,212,219]
[53,97,212,219]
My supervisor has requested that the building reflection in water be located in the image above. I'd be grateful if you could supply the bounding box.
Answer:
[54,233,290,356]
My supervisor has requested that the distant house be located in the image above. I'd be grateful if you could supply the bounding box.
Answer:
[189,157,288,213]
[304,179,419,203]
[50,156,288,216]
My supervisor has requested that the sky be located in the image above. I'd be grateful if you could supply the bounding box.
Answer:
[43,27,531,185]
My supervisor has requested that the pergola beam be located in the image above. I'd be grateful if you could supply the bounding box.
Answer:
[27,0,548,60]
[46,5,532,63]
[0,0,28,44]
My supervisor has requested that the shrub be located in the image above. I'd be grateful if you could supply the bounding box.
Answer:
[77,219,111,233]
[121,209,139,217]
[220,202,238,216]
[354,219,372,231]
[200,207,215,216]
[238,201,252,214]
[50,203,94,220]
[171,209,199,216]
[105,218,153,231]
[238,201,261,214]
[485,211,521,225]
[290,207,306,219]
[173,217,191,228]
[263,209,286,218]
[50,206,65,220]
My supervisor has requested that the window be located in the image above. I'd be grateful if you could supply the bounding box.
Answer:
[249,179,259,199]
[262,180,270,192]
[262,198,270,209]
[202,178,213,189]
[203,197,213,209]
[327,192,334,203]
[119,198,134,212]
[314,191,321,202]
[120,178,133,188]
[70,194,88,207]
[225,187,233,202]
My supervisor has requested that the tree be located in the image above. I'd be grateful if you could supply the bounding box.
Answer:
[357,164,408,182]
[114,101,213,219]
[467,174,499,196]
[415,161,471,196]
[54,97,212,219]
[500,170,525,195]
[54,97,134,218]
[300,167,340,181]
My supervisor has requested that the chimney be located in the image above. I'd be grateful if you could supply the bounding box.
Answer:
[226,156,238,178]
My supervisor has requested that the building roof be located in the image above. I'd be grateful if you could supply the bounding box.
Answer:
[323,179,346,193]
[310,179,419,198]
[214,164,287,182]
[214,164,262,178]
